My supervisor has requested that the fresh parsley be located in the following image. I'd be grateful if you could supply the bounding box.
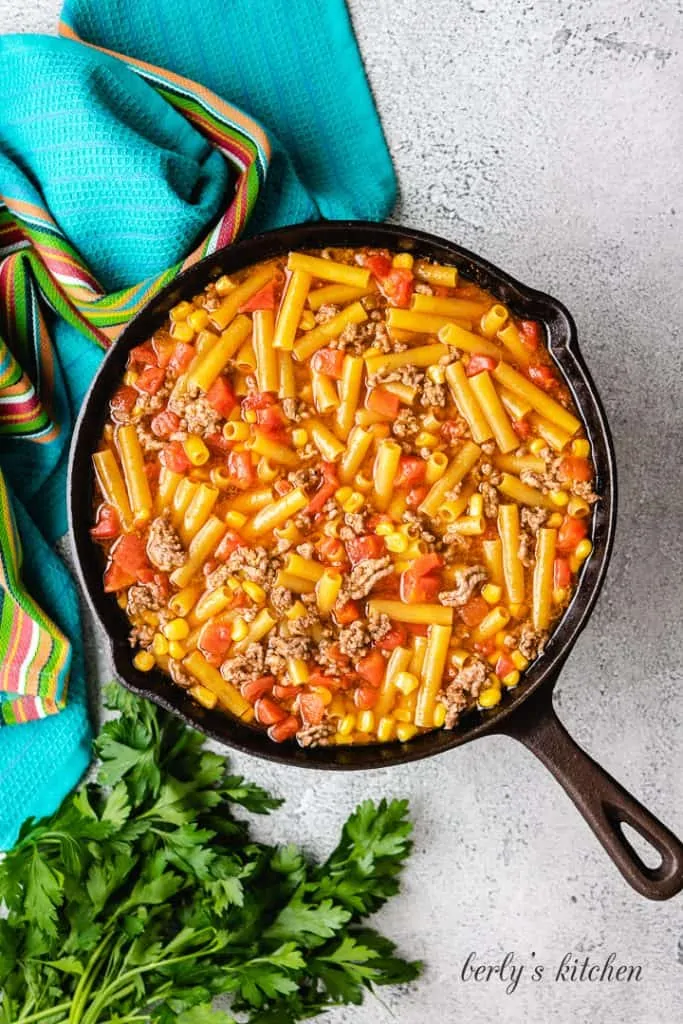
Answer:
[0,684,420,1023]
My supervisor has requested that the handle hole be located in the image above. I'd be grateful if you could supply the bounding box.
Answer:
[619,821,663,870]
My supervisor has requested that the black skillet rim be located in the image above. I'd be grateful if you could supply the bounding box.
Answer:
[68,221,617,769]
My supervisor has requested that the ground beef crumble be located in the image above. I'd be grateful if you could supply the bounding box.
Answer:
[439,565,487,607]
[337,612,391,659]
[129,623,154,650]
[392,407,421,440]
[146,512,186,571]
[442,658,489,729]
[479,481,499,518]
[517,622,548,661]
[127,582,164,618]
[338,556,394,602]
[169,659,194,689]
[297,722,335,748]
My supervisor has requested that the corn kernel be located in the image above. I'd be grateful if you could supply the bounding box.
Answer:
[152,632,169,657]
[223,420,251,441]
[377,716,396,742]
[354,471,373,493]
[481,583,502,605]
[123,370,138,387]
[478,685,502,709]
[226,575,242,591]
[190,684,218,710]
[426,364,446,385]
[292,427,309,448]
[529,438,546,454]
[243,580,266,604]
[468,493,484,518]
[575,539,593,562]
[287,656,309,685]
[224,509,247,530]
[171,321,195,343]
[502,670,521,688]
[338,714,356,736]
[187,308,210,332]
[244,409,257,423]
[571,439,590,458]
[133,650,155,672]
[231,616,249,642]
[335,485,353,504]
[392,252,414,269]
[553,587,570,605]
[387,495,406,521]
[357,710,375,733]
[141,610,159,627]
[312,686,333,706]
[375,521,394,536]
[396,723,418,742]
[432,702,447,728]
[286,600,307,621]
[395,671,420,695]
[394,708,413,723]
[167,640,186,660]
[170,300,194,322]
[299,309,317,331]
[547,512,564,528]
[183,435,210,466]
[550,490,569,507]
[385,532,409,554]
[415,430,438,449]
[215,274,235,295]
[342,492,365,514]
[487,650,499,665]
[511,650,530,670]
[163,617,190,641]
[329,696,346,718]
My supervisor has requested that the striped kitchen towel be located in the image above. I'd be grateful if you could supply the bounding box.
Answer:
[0,0,395,847]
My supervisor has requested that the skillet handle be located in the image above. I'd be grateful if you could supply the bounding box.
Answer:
[499,684,683,900]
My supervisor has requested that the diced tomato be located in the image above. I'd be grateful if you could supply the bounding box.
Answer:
[354,685,379,710]
[241,676,276,703]
[111,534,150,576]
[345,533,385,565]
[512,417,531,439]
[128,342,158,367]
[167,342,195,376]
[404,622,428,637]
[366,387,401,419]
[268,715,300,742]
[459,594,489,627]
[559,456,593,482]
[381,268,413,308]
[357,650,386,687]
[401,572,440,603]
[150,409,181,438]
[518,320,541,350]
[557,516,588,553]
[200,620,234,659]
[255,696,287,726]
[378,622,407,651]
[134,366,165,394]
[152,332,176,368]
[311,347,345,379]
[455,282,481,298]
[256,403,287,437]
[495,653,515,679]
[440,417,468,443]
[317,536,346,564]
[144,461,160,488]
[238,280,277,312]
[554,557,572,590]
[110,385,138,420]
[90,503,121,540]
[242,390,275,411]
[152,572,171,601]
[206,376,237,417]
[273,683,300,700]
[335,599,361,624]
[306,461,339,516]
[298,692,325,726]
[308,670,341,690]
[226,450,255,490]
[406,485,428,510]
[365,253,393,279]
[204,431,232,454]
[395,455,427,488]
[103,560,135,592]
[474,637,496,657]
[527,364,556,390]
[465,354,498,377]
[159,441,191,474]
[214,529,244,561]
[373,573,401,599]
[273,478,293,496]
[409,553,444,577]
[322,642,348,666]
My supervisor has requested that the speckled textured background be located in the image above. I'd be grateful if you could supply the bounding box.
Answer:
[1,1,681,1021]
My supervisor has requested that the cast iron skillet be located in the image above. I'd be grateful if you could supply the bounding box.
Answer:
[69,222,683,900]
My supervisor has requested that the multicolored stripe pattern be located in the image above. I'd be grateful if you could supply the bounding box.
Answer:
[0,34,270,723]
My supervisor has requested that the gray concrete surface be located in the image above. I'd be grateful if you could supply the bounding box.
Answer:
[2,1,682,1021]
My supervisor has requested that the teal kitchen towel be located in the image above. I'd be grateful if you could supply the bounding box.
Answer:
[0,0,395,848]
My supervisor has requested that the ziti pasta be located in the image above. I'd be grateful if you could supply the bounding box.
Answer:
[90,247,598,747]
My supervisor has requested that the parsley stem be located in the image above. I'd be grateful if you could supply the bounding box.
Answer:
[15,1004,71,1024]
